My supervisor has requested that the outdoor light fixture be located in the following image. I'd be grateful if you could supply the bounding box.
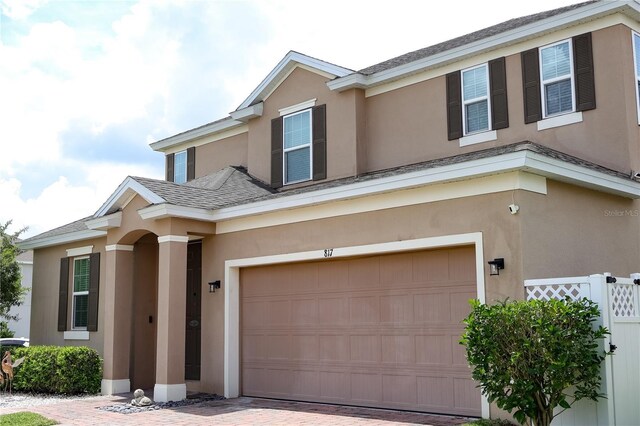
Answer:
[209,280,221,293]
[488,258,505,276]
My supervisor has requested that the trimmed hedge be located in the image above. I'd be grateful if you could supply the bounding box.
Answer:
[7,346,102,394]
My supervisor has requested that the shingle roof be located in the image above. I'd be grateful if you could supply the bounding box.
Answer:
[21,217,92,243]
[358,1,597,75]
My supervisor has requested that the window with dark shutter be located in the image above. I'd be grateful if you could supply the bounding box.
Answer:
[271,117,283,188]
[87,252,100,332]
[521,48,542,123]
[446,71,463,140]
[186,147,196,181]
[312,104,326,181]
[489,57,509,130]
[573,32,596,111]
[166,153,175,182]
[58,257,70,332]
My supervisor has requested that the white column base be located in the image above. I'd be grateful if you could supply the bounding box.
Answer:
[101,379,130,395]
[154,383,187,402]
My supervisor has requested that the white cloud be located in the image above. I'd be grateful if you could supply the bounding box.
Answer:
[0,0,48,20]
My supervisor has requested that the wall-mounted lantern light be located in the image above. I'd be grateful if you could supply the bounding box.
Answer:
[488,258,505,276]
[209,280,221,293]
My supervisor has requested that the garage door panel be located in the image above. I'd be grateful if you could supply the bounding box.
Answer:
[241,247,480,416]
[350,296,380,324]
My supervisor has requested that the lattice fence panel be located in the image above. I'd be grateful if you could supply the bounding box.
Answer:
[610,284,637,317]
[526,283,582,301]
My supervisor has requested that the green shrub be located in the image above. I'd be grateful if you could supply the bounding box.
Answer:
[461,298,608,426]
[10,346,102,394]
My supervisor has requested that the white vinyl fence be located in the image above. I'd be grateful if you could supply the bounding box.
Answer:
[525,274,640,426]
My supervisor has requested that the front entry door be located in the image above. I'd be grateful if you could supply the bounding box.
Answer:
[185,241,202,380]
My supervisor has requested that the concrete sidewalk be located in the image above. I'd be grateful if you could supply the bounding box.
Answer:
[0,393,474,425]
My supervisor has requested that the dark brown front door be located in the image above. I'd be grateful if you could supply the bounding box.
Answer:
[185,241,202,380]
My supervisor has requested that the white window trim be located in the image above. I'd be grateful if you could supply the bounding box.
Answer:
[174,150,187,184]
[72,256,89,331]
[539,38,575,118]
[278,98,316,116]
[66,245,93,257]
[283,108,313,185]
[632,32,640,125]
[461,63,491,136]
[459,130,497,147]
[537,111,583,131]
[64,331,89,340]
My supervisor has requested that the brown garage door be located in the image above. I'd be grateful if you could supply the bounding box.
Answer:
[240,246,481,416]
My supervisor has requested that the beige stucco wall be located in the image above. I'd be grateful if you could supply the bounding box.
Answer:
[247,67,365,185]
[195,132,248,179]
[30,237,107,353]
[364,25,640,174]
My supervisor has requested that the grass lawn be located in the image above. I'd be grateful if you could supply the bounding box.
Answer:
[0,412,57,426]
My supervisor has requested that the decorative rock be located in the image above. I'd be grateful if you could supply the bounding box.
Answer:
[99,393,225,414]
[130,389,153,407]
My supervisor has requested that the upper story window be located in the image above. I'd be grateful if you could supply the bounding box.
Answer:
[462,64,490,134]
[521,32,595,128]
[446,57,508,145]
[72,256,90,329]
[174,150,187,184]
[633,32,640,124]
[271,103,326,188]
[539,40,575,117]
[283,109,312,184]
[165,147,195,183]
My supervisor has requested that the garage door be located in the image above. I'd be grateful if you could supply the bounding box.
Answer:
[240,246,481,416]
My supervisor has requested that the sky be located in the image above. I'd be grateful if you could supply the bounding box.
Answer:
[0,0,580,238]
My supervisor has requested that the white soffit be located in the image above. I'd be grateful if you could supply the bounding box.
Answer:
[94,177,165,218]
[149,118,245,152]
[328,1,640,92]
[86,211,122,230]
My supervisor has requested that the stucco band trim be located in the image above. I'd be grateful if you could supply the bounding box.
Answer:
[223,232,489,418]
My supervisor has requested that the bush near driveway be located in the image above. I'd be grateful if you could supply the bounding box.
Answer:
[9,346,102,394]
[461,298,608,426]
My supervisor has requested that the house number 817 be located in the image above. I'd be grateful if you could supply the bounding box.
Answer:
[324,249,333,258]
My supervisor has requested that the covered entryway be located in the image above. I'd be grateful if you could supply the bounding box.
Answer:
[240,246,481,416]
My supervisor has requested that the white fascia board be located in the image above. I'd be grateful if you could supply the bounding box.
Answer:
[238,51,353,110]
[229,102,263,122]
[18,229,107,250]
[138,203,215,221]
[522,152,640,198]
[94,177,165,218]
[86,211,122,230]
[329,1,637,92]
[149,118,245,152]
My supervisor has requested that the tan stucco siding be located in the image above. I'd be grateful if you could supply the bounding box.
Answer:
[247,67,364,185]
[195,132,248,178]
[31,237,106,353]
[364,25,639,174]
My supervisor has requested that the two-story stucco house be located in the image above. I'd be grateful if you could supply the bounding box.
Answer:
[20,0,640,419]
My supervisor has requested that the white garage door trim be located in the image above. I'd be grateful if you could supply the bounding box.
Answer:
[224,232,488,418]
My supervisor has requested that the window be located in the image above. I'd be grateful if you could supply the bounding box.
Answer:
[165,147,195,183]
[633,32,640,123]
[539,40,574,117]
[72,257,90,329]
[521,33,595,125]
[446,57,508,142]
[283,109,312,184]
[462,64,490,135]
[174,150,187,184]
[270,104,326,188]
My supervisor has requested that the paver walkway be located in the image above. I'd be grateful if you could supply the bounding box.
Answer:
[0,393,474,425]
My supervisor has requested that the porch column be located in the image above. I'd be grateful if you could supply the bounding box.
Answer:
[154,235,189,402]
[101,244,134,395]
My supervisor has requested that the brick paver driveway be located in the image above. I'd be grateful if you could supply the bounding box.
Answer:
[0,393,474,425]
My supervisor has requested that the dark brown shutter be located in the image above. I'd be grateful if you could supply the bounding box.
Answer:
[166,153,175,182]
[573,32,596,111]
[87,252,100,332]
[271,117,283,188]
[521,48,542,124]
[186,147,196,181]
[446,71,462,140]
[58,257,70,332]
[489,57,509,130]
[312,104,327,181]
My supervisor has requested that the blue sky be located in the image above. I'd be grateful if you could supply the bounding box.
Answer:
[0,0,577,238]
